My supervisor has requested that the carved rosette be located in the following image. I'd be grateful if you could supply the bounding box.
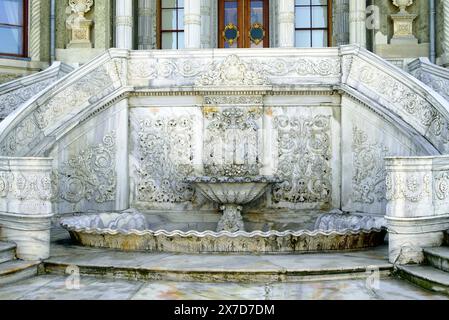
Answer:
[434,171,449,201]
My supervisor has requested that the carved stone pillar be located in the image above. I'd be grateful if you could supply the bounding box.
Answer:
[137,0,154,49]
[184,0,201,49]
[441,0,449,67]
[115,0,133,49]
[278,0,295,47]
[200,0,212,48]
[0,158,54,261]
[29,0,41,61]
[334,0,350,46]
[349,0,366,47]
[385,157,449,265]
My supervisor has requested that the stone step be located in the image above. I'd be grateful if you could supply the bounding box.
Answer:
[396,265,449,295]
[424,247,449,273]
[0,241,16,264]
[0,260,40,286]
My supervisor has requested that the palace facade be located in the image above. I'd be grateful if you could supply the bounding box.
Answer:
[0,0,448,79]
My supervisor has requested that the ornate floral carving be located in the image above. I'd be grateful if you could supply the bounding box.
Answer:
[352,125,389,204]
[137,116,194,203]
[434,171,449,200]
[203,107,263,176]
[350,57,449,145]
[128,59,206,80]
[272,114,332,204]
[386,172,431,202]
[55,132,116,204]
[0,64,115,157]
[0,172,12,198]
[33,65,113,130]
[259,58,340,77]
[195,55,269,86]
[412,69,449,102]
[13,173,53,201]
[0,80,53,119]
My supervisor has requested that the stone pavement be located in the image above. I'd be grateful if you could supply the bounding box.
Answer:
[0,274,447,300]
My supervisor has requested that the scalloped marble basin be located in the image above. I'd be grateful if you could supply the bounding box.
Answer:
[185,176,282,232]
[60,211,387,254]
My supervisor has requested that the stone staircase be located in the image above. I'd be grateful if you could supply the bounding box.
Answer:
[0,241,40,286]
[396,236,449,295]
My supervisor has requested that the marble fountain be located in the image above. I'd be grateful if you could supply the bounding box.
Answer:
[53,50,397,255]
[60,175,386,254]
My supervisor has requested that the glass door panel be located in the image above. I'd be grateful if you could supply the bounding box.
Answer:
[219,0,269,48]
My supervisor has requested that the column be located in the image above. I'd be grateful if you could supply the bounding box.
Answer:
[138,0,153,49]
[95,0,112,49]
[441,0,449,67]
[0,158,54,261]
[334,0,349,46]
[184,0,201,49]
[349,0,366,48]
[200,0,211,48]
[116,0,133,49]
[29,0,41,61]
[278,0,295,47]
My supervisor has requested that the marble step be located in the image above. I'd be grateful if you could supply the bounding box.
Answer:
[424,247,449,273]
[0,260,40,286]
[0,241,16,264]
[396,265,449,295]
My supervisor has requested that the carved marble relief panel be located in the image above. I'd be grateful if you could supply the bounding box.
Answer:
[49,100,128,215]
[269,107,336,210]
[203,106,263,176]
[134,112,196,205]
[352,124,389,205]
[54,131,116,205]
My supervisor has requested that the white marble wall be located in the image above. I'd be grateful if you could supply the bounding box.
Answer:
[341,95,429,216]
[48,100,129,214]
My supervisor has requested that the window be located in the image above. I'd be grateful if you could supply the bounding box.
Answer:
[295,0,331,48]
[158,0,184,49]
[0,0,27,56]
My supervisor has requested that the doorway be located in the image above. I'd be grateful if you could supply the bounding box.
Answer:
[218,0,269,48]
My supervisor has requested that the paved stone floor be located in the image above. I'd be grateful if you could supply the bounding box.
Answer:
[0,227,446,300]
[0,274,447,300]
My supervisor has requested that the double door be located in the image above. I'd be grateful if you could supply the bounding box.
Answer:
[218,0,269,48]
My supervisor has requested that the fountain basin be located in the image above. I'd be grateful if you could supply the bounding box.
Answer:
[60,211,387,254]
[185,176,282,232]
